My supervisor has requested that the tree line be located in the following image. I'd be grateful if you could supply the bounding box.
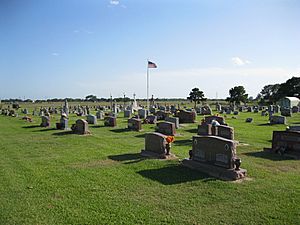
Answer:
[187,76,300,107]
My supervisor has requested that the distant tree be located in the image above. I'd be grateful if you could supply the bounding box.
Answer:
[275,76,300,101]
[259,84,280,104]
[226,86,248,105]
[187,87,207,108]
[85,95,97,102]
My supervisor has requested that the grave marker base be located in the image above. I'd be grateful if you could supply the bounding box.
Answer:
[140,150,177,160]
[182,159,247,181]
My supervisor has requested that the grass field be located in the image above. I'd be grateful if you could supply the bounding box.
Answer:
[1,108,300,224]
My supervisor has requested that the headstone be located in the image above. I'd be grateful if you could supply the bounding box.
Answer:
[40,116,50,127]
[261,111,268,116]
[292,106,299,113]
[96,111,104,119]
[155,110,170,120]
[269,115,286,125]
[138,109,148,119]
[157,121,176,136]
[57,116,68,130]
[141,132,175,159]
[165,117,179,129]
[124,110,131,118]
[71,119,90,135]
[202,115,226,126]
[245,118,253,123]
[104,116,117,127]
[217,125,234,140]
[146,115,157,124]
[233,111,239,115]
[128,118,142,131]
[281,108,292,117]
[177,110,196,123]
[86,114,97,125]
[197,124,212,136]
[264,130,300,159]
[287,126,300,132]
[182,136,247,180]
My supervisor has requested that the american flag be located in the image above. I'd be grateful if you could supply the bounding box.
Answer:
[148,61,157,68]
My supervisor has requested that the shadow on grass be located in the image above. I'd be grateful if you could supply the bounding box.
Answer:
[108,153,145,164]
[257,123,271,126]
[245,151,294,161]
[137,165,215,185]
[33,128,57,132]
[173,139,192,146]
[52,131,74,136]
[22,125,41,129]
[185,128,198,133]
[110,128,129,133]
[135,133,146,138]
[91,125,106,128]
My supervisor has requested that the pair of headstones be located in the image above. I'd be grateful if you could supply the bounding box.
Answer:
[197,124,234,140]
[182,135,247,180]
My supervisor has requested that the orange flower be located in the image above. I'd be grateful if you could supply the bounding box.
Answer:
[166,136,175,143]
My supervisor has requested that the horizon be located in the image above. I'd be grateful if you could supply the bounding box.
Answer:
[1,0,299,99]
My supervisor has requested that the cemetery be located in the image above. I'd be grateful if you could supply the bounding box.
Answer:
[1,98,300,224]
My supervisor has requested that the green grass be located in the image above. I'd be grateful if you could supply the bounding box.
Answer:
[1,109,300,224]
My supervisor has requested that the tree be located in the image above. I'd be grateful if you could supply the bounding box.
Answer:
[275,76,300,101]
[85,95,97,102]
[226,86,248,105]
[259,84,280,105]
[187,87,207,108]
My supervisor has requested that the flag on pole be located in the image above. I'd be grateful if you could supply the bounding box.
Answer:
[148,61,157,68]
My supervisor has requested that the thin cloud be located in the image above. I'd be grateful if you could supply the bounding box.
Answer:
[110,0,119,5]
[51,52,59,56]
[231,57,251,66]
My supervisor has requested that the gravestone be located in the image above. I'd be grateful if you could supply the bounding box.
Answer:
[86,114,97,125]
[104,116,117,127]
[247,106,253,112]
[292,106,299,113]
[202,115,226,126]
[138,109,148,119]
[216,103,222,112]
[261,111,268,116]
[56,116,68,130]
[177,110,196,123]
[274,105,280,113]
[269,115,286,125]
[264,130,300,159]
[281,108,292,117]
[157,121,176,136]
[287,126,300,132]
[217,125,234,140]
[71,119,90,135]
[182,135,247,180]
[124,110,131,118]
[40,116,50,127]
[197,124,212,136]
[146,115,157,124]
[155,110,170,120]
[245,118,253,123]
[165,117,179,129]
[96,111,104,120]
[233,111,239,115]
[128,118,142,131]
[141,132,176,159]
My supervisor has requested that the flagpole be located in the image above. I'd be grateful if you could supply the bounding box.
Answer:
[147,61,149,110]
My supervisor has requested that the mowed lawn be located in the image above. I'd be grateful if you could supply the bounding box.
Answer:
[1,110,300,224]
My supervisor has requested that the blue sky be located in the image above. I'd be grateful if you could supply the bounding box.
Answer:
[1,0,299,99]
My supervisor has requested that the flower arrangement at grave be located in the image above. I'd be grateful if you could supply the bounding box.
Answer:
[165,136,175,155]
